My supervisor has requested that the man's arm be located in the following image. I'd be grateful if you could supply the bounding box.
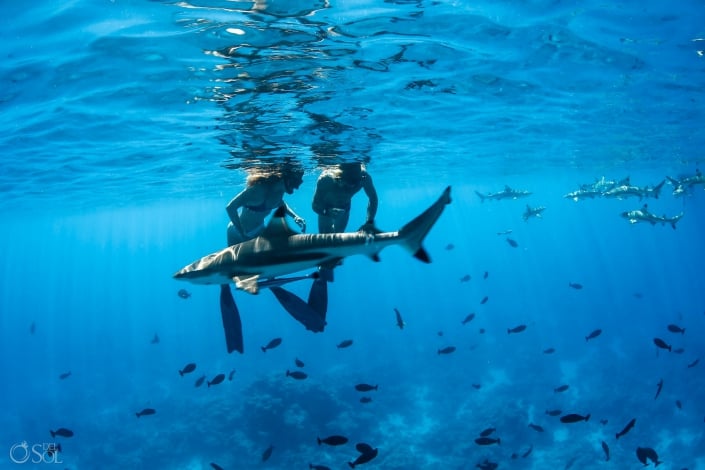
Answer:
[362,174,378,224]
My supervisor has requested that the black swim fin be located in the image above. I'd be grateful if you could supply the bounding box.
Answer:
[220,284,244,354]
[270,286,326,332]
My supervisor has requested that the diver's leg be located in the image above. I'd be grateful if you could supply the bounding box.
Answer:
[220,284,244,354]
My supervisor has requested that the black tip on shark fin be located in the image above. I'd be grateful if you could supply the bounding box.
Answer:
[369,253,381,262]
[273,205,287,218]
[413,248,431,263]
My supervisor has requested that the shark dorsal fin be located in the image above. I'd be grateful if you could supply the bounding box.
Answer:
[260,206,297,240]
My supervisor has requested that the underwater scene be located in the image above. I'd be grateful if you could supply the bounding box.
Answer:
[1,0,704,469]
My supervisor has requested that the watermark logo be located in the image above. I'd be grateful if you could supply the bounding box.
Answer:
[9,441,63,464]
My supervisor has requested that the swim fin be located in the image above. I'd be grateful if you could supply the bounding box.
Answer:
[220,284,244,354]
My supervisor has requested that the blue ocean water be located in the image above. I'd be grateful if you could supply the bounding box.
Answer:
[1,0,704,468]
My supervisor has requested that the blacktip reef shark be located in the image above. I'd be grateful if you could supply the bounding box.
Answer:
[621,204,683,229]
[475,185,531,202]
[175,186,452,293]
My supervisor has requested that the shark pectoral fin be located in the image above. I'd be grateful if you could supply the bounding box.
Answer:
[234,275,260,294]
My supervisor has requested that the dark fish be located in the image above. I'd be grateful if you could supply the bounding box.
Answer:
[262,444,274,462]
[228,369,236,380]
[667,324,685,334]
[483,271,489,279]
[616,418,636,439]
[687,358,699,368]
[150,333,160,344]
[479,328,486,334]
[337,339,354,349]
[194,375,206,387]
[208,374,225,387]
[317,435,348,446]
[568,282,583,290]
[136,408,156,418]
[445,243,455,250]
[460,274,471,282]
[210,464,224,470]
[461,313,476,325]
[355,383,378,392]
[528,423,544,432]
[479,427,495,437]
[349,447,378,468]
[59,371,72,380]
[560,413,590,423]
[472,383,482,389]
[480,296,489,304]
[309,465,331,470]
[673,347,685,354]
[543,348,556,354]
[636,447,661,466]
[585,329,602,341]
[177,289,191,299]
[653,337,672,352]
[600,419,608,425]
[507,324,527,334]
[45,443,61,458]
[633,292,643,299]
[437,331,444,336]
[655,378,663,399]
[554,384,569,393]
[30,322,36,335]
[359,396,372,404]
[437,346,456,355]
[286,370,308,380]
[356,443,375,455]
[506,238,518,248]
[477,459,499,470]
[394,308,405,329]
[545,409,562,416]
[601,440,610,461]
[49,428,74,438]
[261,337,282,352]
[522,445,533,458]
[474,437,500,445]
[295,358,305,368]
[179,363,196,376]
[676,399,682,410]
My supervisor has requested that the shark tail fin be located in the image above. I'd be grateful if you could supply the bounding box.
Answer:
[398,187,451,263]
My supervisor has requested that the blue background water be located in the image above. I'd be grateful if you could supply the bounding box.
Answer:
[1,0,704,469]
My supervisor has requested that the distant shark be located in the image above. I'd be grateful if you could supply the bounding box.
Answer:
[621,204,683,229]
[475,185,531,202]
[175,186,452,293]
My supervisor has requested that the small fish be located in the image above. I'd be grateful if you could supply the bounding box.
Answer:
[295,358,305,368]
[483,271,489,279]
[601,440,610,461]
[150,333,160,344]
[309,465,331,470]
[471,383,482,389]
[228,369,236,380]
[497,229,513,235]
[262,444,274,462]
[507,324,527,334]
[687,358,699,368]
[676,399,682,410]
[177,289,191,299]
[460,274,471,282]
[673,347,685,354]
[653,337,672,352]
[445,243,455,250]
[210,463,224,470]
[461,313,476,325]
[474,437,500,446]
[437,331,444,336]
[543,348,556,354]
[349,446,378,468]
[49,428,74,438]
[59,371,72,380]
[359,396,372,404]
[667,324,685,334]
[30,322,36,335]
[560,413,590,423]
[179,363,196,376]
[554,384,569,393]
[437,346,456,355]
[528,423,544,432]
[506,238,518,248]
[286,370,308,380]
[317,435,348,446]
[654,378,663,399]
[522,445,533,458]
[633,292,643,299]
[600,419,608,425]
[545,409,562,416]
[477,459,499,470]
[354,383,378,392]
[356,443,375,455]
[208,374,225,387]
[261,337,283,352]
[479,328,486,334]
[480,296,489,304]
[337,339,354,349]
[585,329,602,341]
[636,447,662,466]
[616,418,636,439]
[194,375,206,387]
[394,308,405,329]
[568,282,583,290]
[136,408,156,418]
[479,427,495,437]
